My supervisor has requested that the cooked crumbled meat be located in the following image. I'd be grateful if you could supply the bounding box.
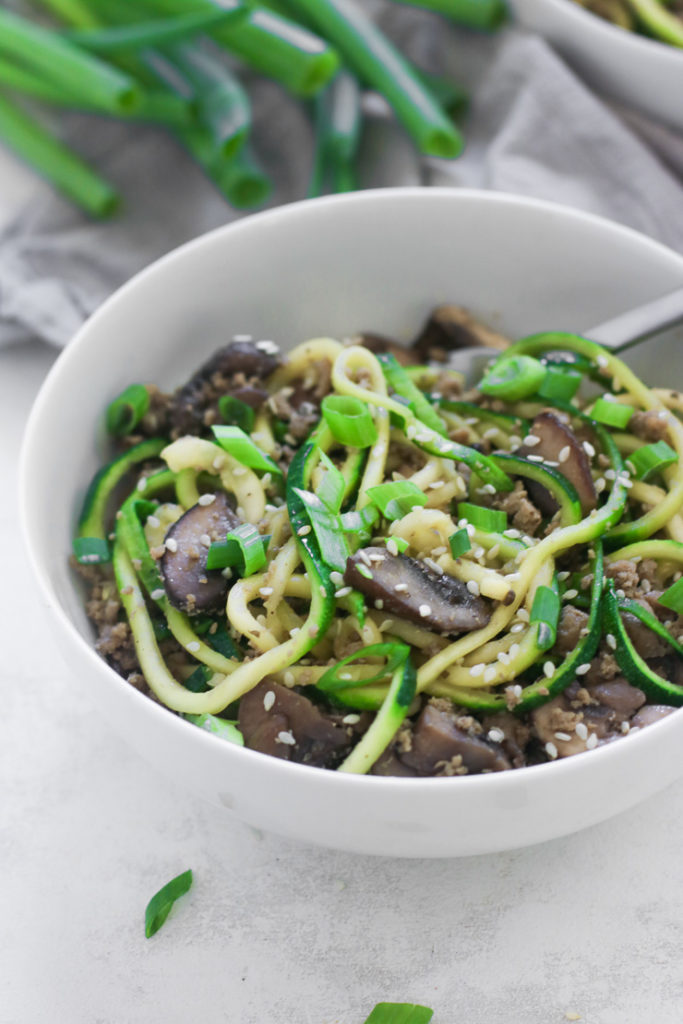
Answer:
[605,559,640,598]
[556,605,590,654]
[480,712,530,768]
[490,480,542,536]
[96,621,138,673]
[270,358,333,439]
[629,409,669,442]
[583,649,621,683]
[139,384,171,437]
[638,559,660,586]
[532,697,587,757]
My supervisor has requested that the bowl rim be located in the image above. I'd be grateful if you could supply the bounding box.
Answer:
[530,0,683,64]
[19,185,683,796]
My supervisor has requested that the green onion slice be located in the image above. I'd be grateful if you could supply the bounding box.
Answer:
[294,488,348,572]
[479,355,546,401]
[537,366,581,402]
[317,449,346,512]
[530,583,561,650]
[212,424,282,477]
[144,869,193,939]
[105,383,150,437]
[449,527,471,558]
[218,394,255,433]
[183,712,244,745]
[589,397,635,429]
[366,481,427,520]
[659,576,683,615]
[317,641,411,693]
[629,440,678,481]
[341,505,379,544]
[384,534,409,554]
[72,536,111,562]
[205,523,267,576]
[363,1003,434,1024]
[457,501,507,533]
[321,394,378,447]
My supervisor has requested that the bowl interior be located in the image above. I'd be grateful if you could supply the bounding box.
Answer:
[20,189,683,855]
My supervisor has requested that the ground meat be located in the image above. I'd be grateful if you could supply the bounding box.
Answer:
[629,409,670,443]
[269,358,333,440]
[605,559,640,598]
[490,481,542,536]
[584,648,621,684]
[556,605,589,655]
[138,384,171,437]
[95,621,139,674]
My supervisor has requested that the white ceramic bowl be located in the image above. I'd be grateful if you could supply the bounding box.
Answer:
[509,0,683,133]
[21,188,683,857]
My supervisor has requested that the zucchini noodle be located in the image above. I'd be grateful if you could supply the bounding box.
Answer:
[74,322,683,776]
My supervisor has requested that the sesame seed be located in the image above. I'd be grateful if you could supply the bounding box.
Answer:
[513,684,522,698]
[164,537,178,553]
[469,663,485,677]
[563,589,579,601]
[200,533,212,547]
[374,599,384,610]
[263,690,276,711]
[523,434,541,447]
[586,732,598,750]
[466,580,480,596]
[259,587,274,597]
[605,633,617,650]
[510,623,525,633]
[583,441,596,458]
[484,665,497,683]
[283,671,295,686]
[575,722,588,740]
[212,456,226,471]
[330,571,344,585]
[386,538,399,556]
[136,476,148,492]
[488,543,501,560]
[555,732,572,742]
[372,444,385,459]
[198,493,216,507]
[558,446,571,463]
[151,588,165,600]
[232,466,247,477]
[621,721,631,734]
[543,661,555,678]
[596,354,608,368]
[186,641,200,653]
[504,528,521,539]
[487,728,505,743]
[557,571,570,581]
[545,742,558,760]
[297,525,311,537]
[481,483,496,495]
[146,514,160,528]
[394,583,408,593]
[428,479,444,490]
[419,604,432,618]
[516,608,529,622]
[335,586,352,598]
[276,730,296,746]
[343,714,361,725]
[575,663,591,675]
[594,478,606,493]
[359,549,372,567]
[232,333,252,342]
[527,454,544,462]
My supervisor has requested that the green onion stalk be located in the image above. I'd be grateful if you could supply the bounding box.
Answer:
[390,0,507,30]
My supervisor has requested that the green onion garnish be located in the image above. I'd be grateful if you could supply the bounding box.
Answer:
[589,397,635,429]
[449,527,471,558]
[537,366,582,402]
[377,352,446,437]
[341,505,380,543]
[67,10,240,53]
[457,502,507,533]
[391,0,506,30]
[629,440,678,481]
[144,869,193,939]
[321,394,378,447]
[317,641,410,692]
[183,665,211,692]
[212,424,282,478]
[72,536,111,563]
[293,488,348,571]
[362,1002,434,1024]
[384,534,409,554]
[206,523,268,576]
[658,576,683,615]
[218,394,256,433]
[366,481,427,520]
[318,450,346,512]
[105,383,150,436]
[479,355,546,402]
[530,583,561,650]
[183,712,244,745]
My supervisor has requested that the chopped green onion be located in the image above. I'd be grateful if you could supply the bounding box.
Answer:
[183,665,211,692]
[479,355,546,402]
[457,501,507,533]
[207,620,244,661]
[390,0,506,30]
[537,366,582,402]
[66,9,241,52]
[384,534,409,554]
[212,424,282,477]
[317,450,346,512]
[0,93,119,218]
[308,68,361,197]
[293,488,348,571]
[366,481,427,520]
[415,68,468,120]
[589,397,635,429]
[218,394,255,433]
[363,1004,434,1024]
[218,143,272,209]
[205,522,268,575]
[377,352,446,437]
[340,505,380,544]
[629,440,678,481]
[321,394,378,447]
[658,576,683,615]
[72,536,111,562]
[0,7,141,115]
[282,0,463,157]
[317,641,410,692]
[449,527,471,558]
[530,583,561,650]
[105,384,150,436]
[144,869,193,938]
[183,712,244,745]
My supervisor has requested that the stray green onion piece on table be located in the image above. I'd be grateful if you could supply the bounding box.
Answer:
[144,868,193,938]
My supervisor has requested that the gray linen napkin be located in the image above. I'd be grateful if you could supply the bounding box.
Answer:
[1,6,682,350]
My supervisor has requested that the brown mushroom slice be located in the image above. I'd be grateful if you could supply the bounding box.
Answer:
[238,681,352,767]
[631,705,676,730]
[399,704,511,775]
[412,304,511,362]
[354,332,414,367]
[160,491,241,613]
[517,411,597,514]
[343,547,490,634]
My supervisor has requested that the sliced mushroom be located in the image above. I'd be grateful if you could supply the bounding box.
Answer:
[399,703,511,775]
[160,491,240,613]
[169,341,280,436]
[238,681,352,768]
[591,678,646,717]
[343,547,490,634]
[631,705,676,729]
[517,411,597,514]
[412,304,511,362]
[354,332,414,366]
[622,605,669,659]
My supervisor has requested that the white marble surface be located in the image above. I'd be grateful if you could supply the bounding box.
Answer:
[4,159,683,1024]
